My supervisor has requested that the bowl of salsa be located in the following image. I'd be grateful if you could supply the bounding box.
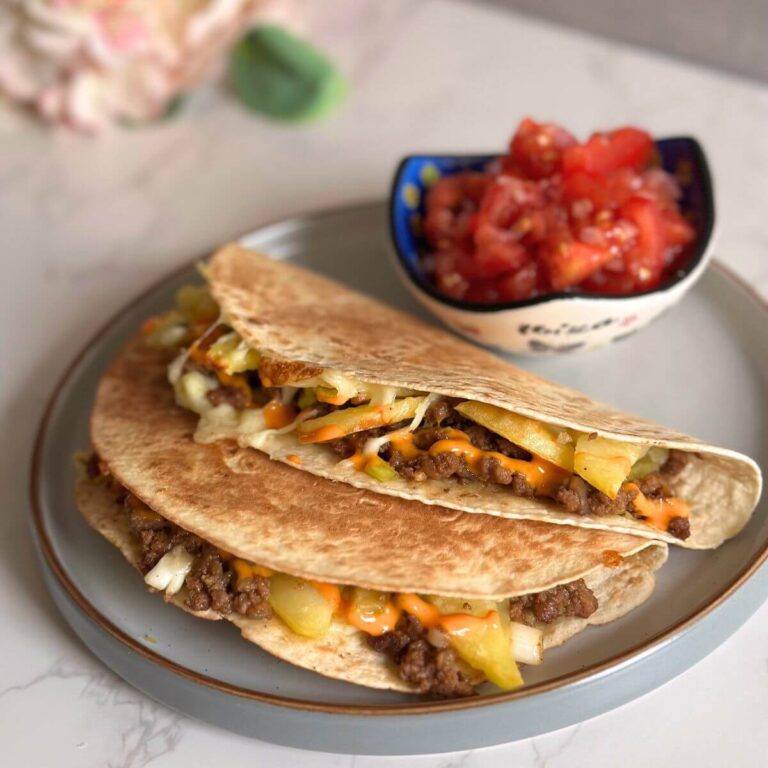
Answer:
[390,119,715,355]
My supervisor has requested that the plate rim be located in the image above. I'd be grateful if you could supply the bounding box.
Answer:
[28,201,768,717]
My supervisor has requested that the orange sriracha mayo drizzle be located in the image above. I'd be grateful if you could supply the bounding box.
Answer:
[263,399,298,429]
[625,483,690,532]
[315,388,350,406]
[298,406,391,445]
[389,429,569,495]
[187,545,497,645]
[141,315,161,335]
[228,558,274,582]
[285,454,302,466]
[440,610,502,637]
[299,424,345,443]
[395,594,441,628]
[345,600,401,636]
[394,596,505,651]
[310,582,342,613]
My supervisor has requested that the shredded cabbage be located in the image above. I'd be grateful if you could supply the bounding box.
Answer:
[174,371,218,414]
[144,546,195,595]
[368,385,399,406]
[361,393,439,457]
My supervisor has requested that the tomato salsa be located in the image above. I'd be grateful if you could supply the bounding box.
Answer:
[421,119,696,303]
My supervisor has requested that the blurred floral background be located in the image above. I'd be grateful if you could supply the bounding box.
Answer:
[0,0,318,132]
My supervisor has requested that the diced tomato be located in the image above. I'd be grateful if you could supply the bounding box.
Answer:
[546,241,614,291]
[420,119,695,303]
[507,118,577,179]
[562,168,638,210]
[661,208,696,247]
[465,279,502,304]
[474,225,529,277]
[619,196,666,285]
[639,167,682,210]
[434,250,483,280]
[435,268,469,300]
[423,172,491,248]
[562,128,653,176]
[582,269,639,295]
[497,262,540,301]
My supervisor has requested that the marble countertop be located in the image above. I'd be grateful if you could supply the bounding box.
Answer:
[2,0,767,765]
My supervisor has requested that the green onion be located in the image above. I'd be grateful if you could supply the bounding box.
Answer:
[364,458,398,483]
[629,446,670,480]
[297,388,317,409]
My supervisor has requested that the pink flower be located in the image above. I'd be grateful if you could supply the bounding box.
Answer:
[0,0,294,132]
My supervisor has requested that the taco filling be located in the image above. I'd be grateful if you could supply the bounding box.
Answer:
[85,453,604,697]
[146,285,692,541]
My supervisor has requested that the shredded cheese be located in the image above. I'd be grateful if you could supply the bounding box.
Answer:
[368,385,399,406]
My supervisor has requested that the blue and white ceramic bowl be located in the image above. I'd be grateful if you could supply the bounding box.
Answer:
[389,137,715,356]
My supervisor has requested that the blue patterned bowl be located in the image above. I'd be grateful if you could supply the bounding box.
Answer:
[389,137,715,355]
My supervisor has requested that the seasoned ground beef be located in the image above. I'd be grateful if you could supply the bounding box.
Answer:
[207,386,249,409]
[508,579,598,626]
[666,516,691,540]
[185,548,233,613]
[126,498,202,571]
[423,398,455,427]
[124,493,271,619]
[414,419,531,460]
[379,420,535,489]
[662,449,689,477]
[232,576,272,617]
[327,426,398,458]
[554,476,638,517]
[368,614,475,697]
[319,401,688,531]
[635,472,668,499]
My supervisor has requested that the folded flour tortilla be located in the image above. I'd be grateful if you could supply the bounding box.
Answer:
[79,337,668,694]
[158,245,761,549]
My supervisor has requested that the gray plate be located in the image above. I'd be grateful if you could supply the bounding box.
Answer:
[30,202,768,755]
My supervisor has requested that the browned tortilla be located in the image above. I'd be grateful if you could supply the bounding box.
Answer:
[81,336,667,692]
[206,244,762,549]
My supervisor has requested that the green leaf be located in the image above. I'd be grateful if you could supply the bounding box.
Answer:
[230,25,346,122]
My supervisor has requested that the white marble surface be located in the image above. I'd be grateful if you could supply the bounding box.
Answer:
[2,0,767,765]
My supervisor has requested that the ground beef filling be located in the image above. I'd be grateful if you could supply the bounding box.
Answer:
[554,451,691,539]
[508,578,598,626]
[327,402,535,491]
[125,497,271,619]
[554,476,639,518]
[327,400,690,537]
[370,577,599,697]
[367,614,475,698]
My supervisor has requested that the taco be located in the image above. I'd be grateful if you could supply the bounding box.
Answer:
[79,336,668,696]
[143,244,761,548]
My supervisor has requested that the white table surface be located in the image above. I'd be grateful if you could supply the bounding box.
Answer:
[3,1,768,765]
